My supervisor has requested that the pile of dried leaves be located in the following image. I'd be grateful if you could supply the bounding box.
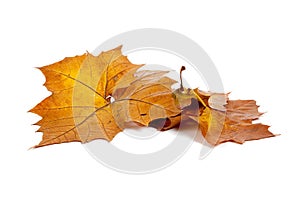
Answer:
[30,46,275,148]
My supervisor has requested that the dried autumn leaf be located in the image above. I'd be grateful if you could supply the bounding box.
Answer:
[112,69,181,130]
[30,46,142,147]
[172,66,275,146]
[195,92,275,145]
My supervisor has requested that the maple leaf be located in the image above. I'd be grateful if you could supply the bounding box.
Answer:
[30,46,143,147]
[193,91,275,145]
[112,69,181,130]
[173,67,276,146]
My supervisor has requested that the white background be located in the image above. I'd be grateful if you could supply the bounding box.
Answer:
[1,0,299,199]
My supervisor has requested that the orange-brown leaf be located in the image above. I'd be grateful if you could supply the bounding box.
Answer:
[112,70,181,130]
[30,46,142,147]
[198,99,275,145]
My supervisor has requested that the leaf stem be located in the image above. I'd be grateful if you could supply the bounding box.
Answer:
[180,66,186,91]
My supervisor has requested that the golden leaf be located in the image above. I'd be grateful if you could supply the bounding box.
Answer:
[30,46,142,147]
